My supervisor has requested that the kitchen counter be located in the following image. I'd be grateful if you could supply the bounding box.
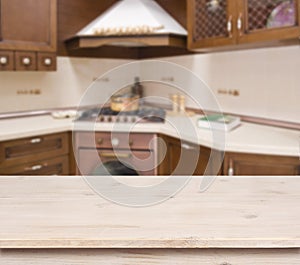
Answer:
[0,114,299,157]
[0,176,300,249]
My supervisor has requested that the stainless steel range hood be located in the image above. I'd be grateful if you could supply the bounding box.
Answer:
[66,0,187,49]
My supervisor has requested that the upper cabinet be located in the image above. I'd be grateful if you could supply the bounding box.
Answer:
[0,0,57,71]
[188,0,300,51]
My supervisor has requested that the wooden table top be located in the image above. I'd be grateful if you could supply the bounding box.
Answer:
[0,176,299,249]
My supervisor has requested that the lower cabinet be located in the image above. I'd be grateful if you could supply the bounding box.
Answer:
[224,152,300,176]
[158,135,300,176]
[158,134,222,175]
[1,131,299,176]
[0,132,71,175]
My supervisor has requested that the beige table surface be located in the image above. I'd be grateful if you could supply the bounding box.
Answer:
[0,176,300,249]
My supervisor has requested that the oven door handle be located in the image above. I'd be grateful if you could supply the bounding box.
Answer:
[99,152,132,159]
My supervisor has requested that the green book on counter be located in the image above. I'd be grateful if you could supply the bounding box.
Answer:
[197,114,241,131]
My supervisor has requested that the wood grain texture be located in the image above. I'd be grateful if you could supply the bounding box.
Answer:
[0,176,300,249]
[0,0,56,52]
[1,249,300,264]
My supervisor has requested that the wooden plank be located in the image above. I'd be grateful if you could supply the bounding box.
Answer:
[0,176,300,248]
[1,249,300,264]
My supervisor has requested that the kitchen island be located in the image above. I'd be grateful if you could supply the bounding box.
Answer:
[0,176,300,264]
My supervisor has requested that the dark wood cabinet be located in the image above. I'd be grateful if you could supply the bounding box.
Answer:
[188,0,300,51]
[0,0,57,52]
[224,152,300,175]
[158,134,221,175]
[0,0,57,71]
[0,132,70,175]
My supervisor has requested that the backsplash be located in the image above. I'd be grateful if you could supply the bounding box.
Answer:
[145,46,300,124]
[0,46,299,124]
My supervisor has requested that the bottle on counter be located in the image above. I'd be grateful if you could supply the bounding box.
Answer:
[131,77,144,101]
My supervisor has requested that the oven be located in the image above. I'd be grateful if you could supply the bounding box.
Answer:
[74,106,165,176]
[75,132,157,176]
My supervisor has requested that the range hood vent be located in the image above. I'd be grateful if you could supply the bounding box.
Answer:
[66,0,187,49]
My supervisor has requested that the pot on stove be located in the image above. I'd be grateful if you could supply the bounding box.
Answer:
[110,93,140,112]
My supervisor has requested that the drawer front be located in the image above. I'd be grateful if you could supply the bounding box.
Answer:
[0,51,14,71]
[75,132,156,150]
[37,52,56,71]
[15,51,37,71]
[0,133,69,168]
[0,155,69,175]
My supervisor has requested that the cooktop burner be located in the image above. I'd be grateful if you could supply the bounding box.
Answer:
[77,107,166,123]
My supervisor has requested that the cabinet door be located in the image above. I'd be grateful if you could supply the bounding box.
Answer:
[224,152,300,175]
[0,0,57,52]
[188,0,237,50]
[157,135,215,175]
[237,0,300,44]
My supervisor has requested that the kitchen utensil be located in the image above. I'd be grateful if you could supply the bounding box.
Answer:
[110,93,140,112]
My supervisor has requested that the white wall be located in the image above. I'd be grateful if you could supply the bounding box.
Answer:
[145,46,300,124]
[0,57,130,113]
[0,46,299,124]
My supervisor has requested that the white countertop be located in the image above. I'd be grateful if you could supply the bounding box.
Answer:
[0,114,299,156]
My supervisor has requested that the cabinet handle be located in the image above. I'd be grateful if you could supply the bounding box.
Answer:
[97,138,103,145]
[181,143,196,151]
[24,164,43,171]
[237,12,243,35]
[298,136,300,160]
[99,152,131,159]
[44,58,52,66]
[0,56,8,65]
[228,159,234,176]
[22,57,31,66]
[30,138,42,144]
[227,15,233,38]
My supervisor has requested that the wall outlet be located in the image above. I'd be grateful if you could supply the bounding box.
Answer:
[17,89,41,95]
[217,89,240,97]
[92,77,110,82]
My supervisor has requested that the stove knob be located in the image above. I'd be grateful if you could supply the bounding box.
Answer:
[111,138,120,147]
[99,116,104,122]
[123,117,128,123]
[107,116,112,122]
[131,117,136,123]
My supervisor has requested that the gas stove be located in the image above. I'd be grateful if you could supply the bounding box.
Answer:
[76,107,166,123]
